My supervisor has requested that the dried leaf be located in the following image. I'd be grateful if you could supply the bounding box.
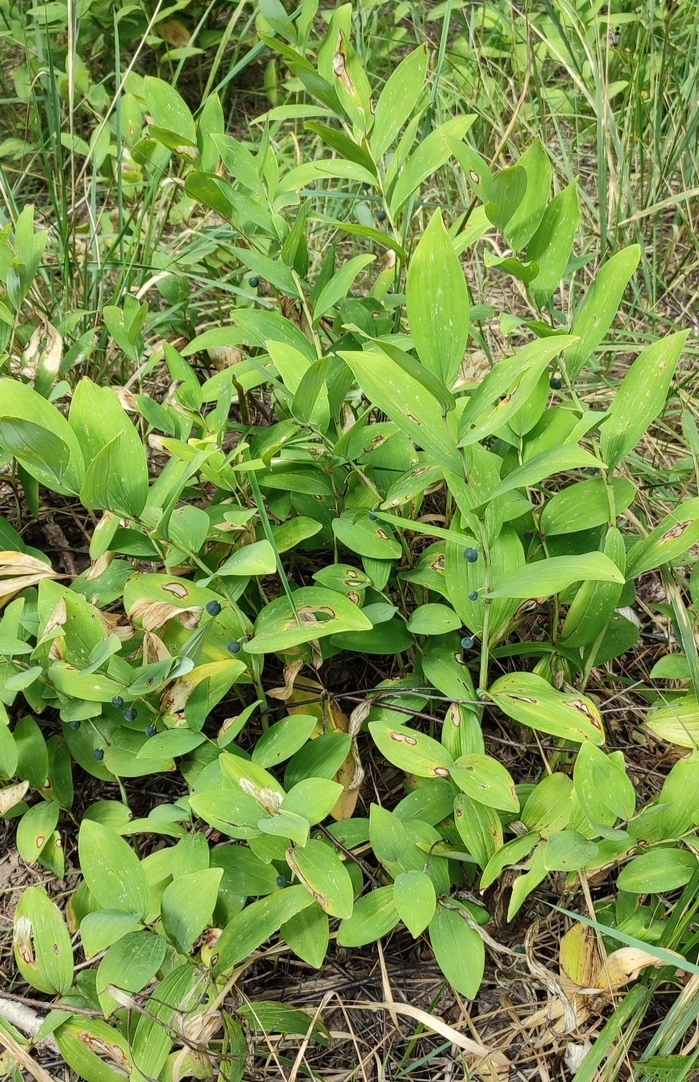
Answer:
[0,551,59,609]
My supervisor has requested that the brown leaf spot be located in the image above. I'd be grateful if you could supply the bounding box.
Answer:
[660,521,690,544]
[332,31,356,95]
[162,582,189,598]
[389,730,418,745]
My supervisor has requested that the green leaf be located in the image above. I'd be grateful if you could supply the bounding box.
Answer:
[485,165,527,231]
[258,809,310,847]
[214,886,314,974]
[144,76,196,144]
[453,793,503,869]
[13,885,73,995]
[420,633,479,703]
[626,497,699,577]
[457,335,578,446]
[617,849,698,893]
[393,870,436,938]
[540,476,635,536]
[504,138,551,251]
[259,0,296,41]
[0,418,74,495]
[489,672,605,744]
[160,868,222,953]
[49,661,126,703]
[332,513,401,560]
[527,180,580,306]
[130,963,202,1082]
[246,586,372,654]
[95,931,167,1016]
[428,901,485,999]
[488,552,624,599]
[56,1018,132,1082]
[214,540,277,578]
[168,505,209,554]
[79,820,150,918]
[210,845,280,896]
[304,122,376,174]
[238,999,329,1044]
[285,732,352,789]
[282,778,343,825]
[645,695,699,749]
[487,445,601,503]
[291,357,331,428]
[521,774,574,836]
[136,729,205,760]
[286,839,354,919]
[337,886,400,947]
[543,831,598,871]
[559,527,626,648]
[16,801,59,864]
[252,714,317,769]
[407,208,470,387]
[480,834,540,889]
[372,337,457,417]
[313,254,374,325]
[369,721,455,779]
[450,754,519,813]
[565,245,641,379]
[233,246,300,298]
[371,44,428,160]
[69,379,149,517]
[656,756,699,837]
[390,116,476,215]
[282,903,329,968]
[0,379,85,495]
[407,603,461,636]
[14,715,48,788]
[573,742,635,825]
[80,434,144,518]
[369,804,408,863]
[340,349,462,473]
[80,911,142,958]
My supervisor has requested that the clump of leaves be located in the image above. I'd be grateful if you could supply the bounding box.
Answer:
[1,6,697,1079]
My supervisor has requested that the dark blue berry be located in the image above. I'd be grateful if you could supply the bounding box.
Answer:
[145,724,157,737]
[275,875,287,889]
[227,640,241,654]
[368,512,377,521]
[249,276,260,288]
[69,720,81,730]
[205,600,222,616]
[93,748,104,760]
[461,636,474,650]
[377,209,387,221]
[111,696,124,709]
[524,530,534,540]
[549,377,562,389]
[586,467,600,476]
[463,548,478,563]
[123,708,138,723]
[468,590,478,601]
